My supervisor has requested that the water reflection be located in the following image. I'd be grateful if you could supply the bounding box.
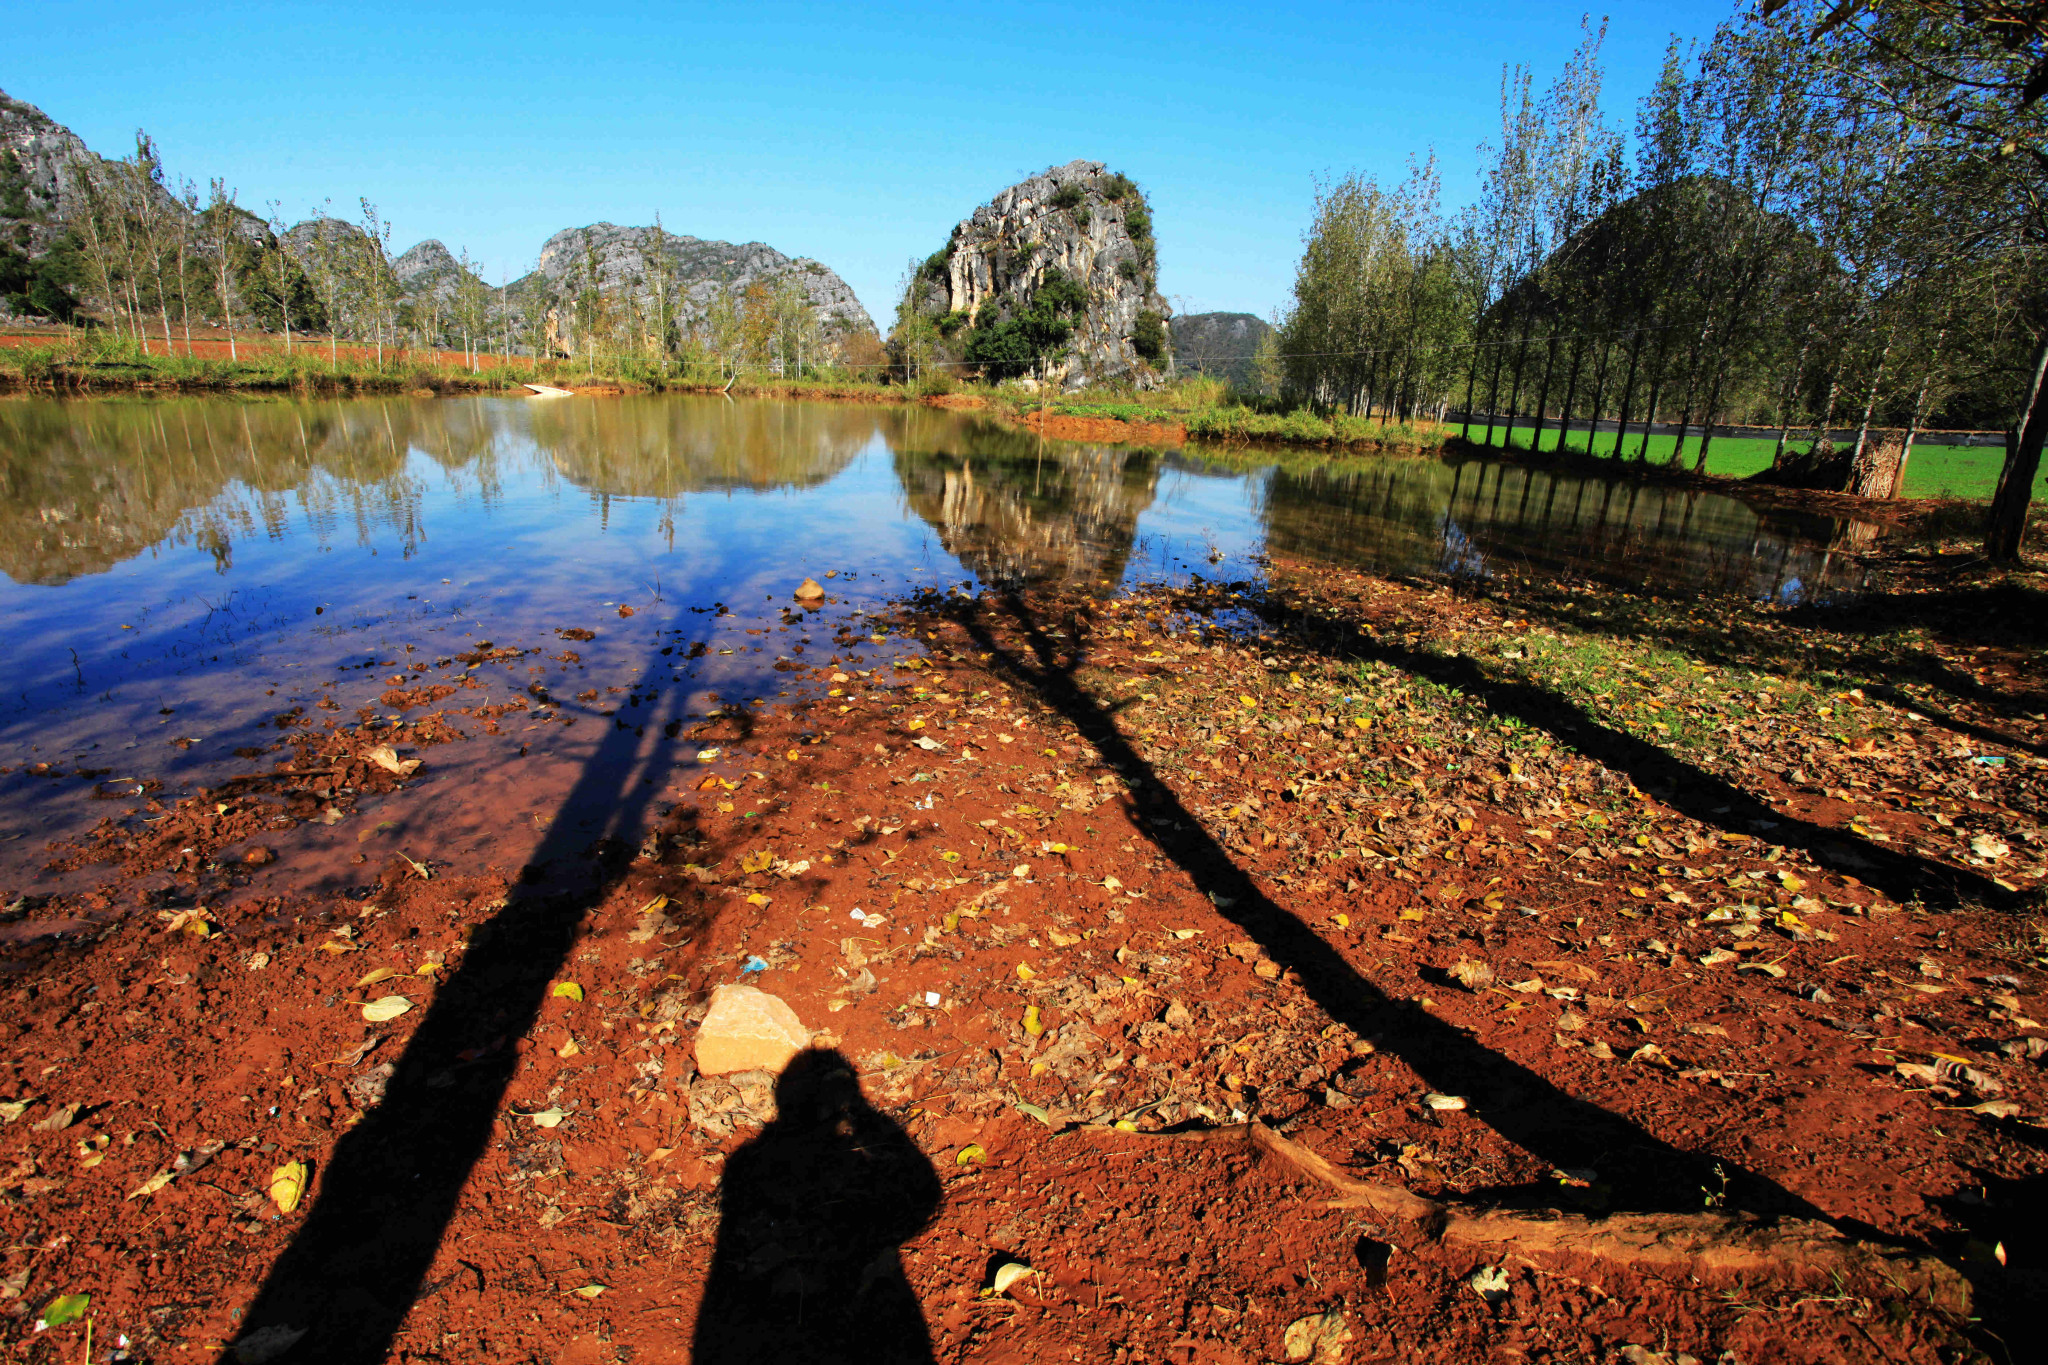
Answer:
[893,417,1160,587]
[0,393,1886,880]
[1251,454,1873,602]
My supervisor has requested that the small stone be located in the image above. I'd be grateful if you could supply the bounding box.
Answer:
[1253,958,1281,980]
[794,578,826,604]
[695,985,811,1076]
[243,846,277,867]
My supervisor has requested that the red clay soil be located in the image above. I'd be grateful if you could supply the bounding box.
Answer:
[0,326,519,371]
[0,563,2041,1364]
[1020,409,1189,447]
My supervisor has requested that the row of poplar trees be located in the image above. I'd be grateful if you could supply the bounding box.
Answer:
[60,134,505,368]
[1277,0,2048,561]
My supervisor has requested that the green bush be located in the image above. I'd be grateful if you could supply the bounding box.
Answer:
[963,269,1089,379]
[1101,172,1138,202]
[1132,309,1167,364]
[1050,184,1085,211]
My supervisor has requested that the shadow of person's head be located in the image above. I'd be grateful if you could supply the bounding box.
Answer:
[693,1049,940,1364]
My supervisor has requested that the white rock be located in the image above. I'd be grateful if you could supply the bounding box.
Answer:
[695,985,811,1076]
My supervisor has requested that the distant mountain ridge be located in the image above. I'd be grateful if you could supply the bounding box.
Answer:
[1169,312,1271,388]
[0,85,878,347]
[505,222,874,356]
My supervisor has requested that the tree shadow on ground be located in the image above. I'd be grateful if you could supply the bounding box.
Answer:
[692,1048,940,1365]
[218,629,745,1365]
[1503,575,2048,760]
[935,589,1845,1224]
[1241,584,2024,911]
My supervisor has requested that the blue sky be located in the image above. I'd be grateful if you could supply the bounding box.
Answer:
[11,0,1737,325]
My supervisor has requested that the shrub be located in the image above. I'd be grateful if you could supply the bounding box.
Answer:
[1132,309,1167,364]
[1101,172,1139,203]
[1117,258,1139,282]
[1123,201,1153,245]
[962,268,1090,379]
[916,371,957,397]
[1049,183,1085,211]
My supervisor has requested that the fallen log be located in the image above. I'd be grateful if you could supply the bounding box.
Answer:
[1105,1121,1971,1315]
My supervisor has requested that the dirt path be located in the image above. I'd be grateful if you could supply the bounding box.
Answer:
[0,553,2041,1363]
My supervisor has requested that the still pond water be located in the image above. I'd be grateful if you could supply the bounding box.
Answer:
[0,393,1874,865]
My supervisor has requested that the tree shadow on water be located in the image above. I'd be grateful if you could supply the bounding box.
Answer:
[692,1049,940,1365]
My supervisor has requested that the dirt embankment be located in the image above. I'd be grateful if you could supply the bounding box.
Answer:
[0,558,2040,1363]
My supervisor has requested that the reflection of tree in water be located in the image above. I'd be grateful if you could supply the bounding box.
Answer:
[0,398,476,583]
[1259,455,1874,602]
[893,417,1160,589]
[527,396,878,505]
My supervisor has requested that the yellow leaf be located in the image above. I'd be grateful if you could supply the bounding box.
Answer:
[746,892,771,907]
[1355,716,1372,731]
[1482,892,1506,911]
[572,1285,606,1300]
[558,1038,581,1058]
[316,941,353,955]
[1399,908,1425,922]
[270,1160,308,1213]
[906,719,924,730]
[361,995,413,1022]
[354,967,399,989]
[1777,872,1805,892]
[1627,885,1648,898]
[740,849,774,874]
[990,1263,1036,1296]
[1239,695,1257,708]
[1016,963,1036,981]
[126,1169,175,1200]
[1456,818,1473,832]
[1333,913,1350,928]
[551,982,585,1002]
[1023,1005,1044,1036]
[525,1106,568,1128]
[955,1143,987,1166]
[939,850,961,863]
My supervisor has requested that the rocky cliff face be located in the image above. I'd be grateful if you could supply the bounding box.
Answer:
[897,160,1171,390]
[0,89,96,253]
[504,223,875,357]
[1169,312,1271,389]
[391,239,473,300]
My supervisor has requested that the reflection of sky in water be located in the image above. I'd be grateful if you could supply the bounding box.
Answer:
[0,394,1874,842]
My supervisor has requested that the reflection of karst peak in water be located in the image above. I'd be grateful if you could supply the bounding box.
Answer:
[0,396,881,585]
[893,420,1160,589]
[526,396,878,500]
[1250,454,1875,603]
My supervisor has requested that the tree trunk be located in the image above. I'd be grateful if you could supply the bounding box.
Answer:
[1482,330,1508,448]
[1584,337,1613,458]
[1985,331,2048,562]
[1850,335,1893,466]
[1612,330,1644,460]
[1460,329,1481,441]
[1504,331,1532,450]
[1530,322,1560,455]
[1693,367,1727,473]
[1637,361,1665,462]
[1555,334,1586,458]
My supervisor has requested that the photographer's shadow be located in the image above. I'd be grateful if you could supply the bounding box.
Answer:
[692,1050,939,1364]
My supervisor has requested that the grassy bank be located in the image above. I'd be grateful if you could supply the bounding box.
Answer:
[1454,421,2037,502]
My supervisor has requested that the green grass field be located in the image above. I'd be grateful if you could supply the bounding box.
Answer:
[1458,422,2038,501]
